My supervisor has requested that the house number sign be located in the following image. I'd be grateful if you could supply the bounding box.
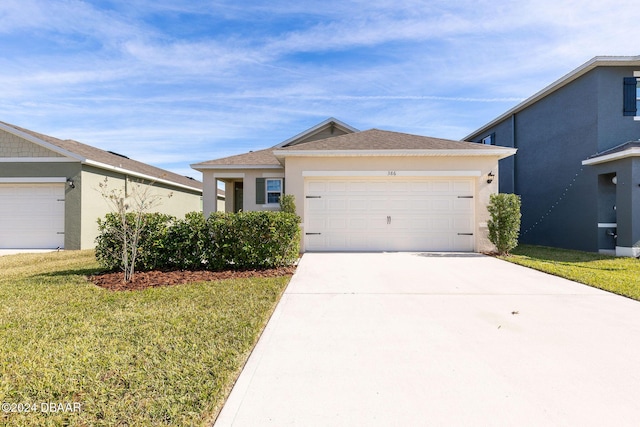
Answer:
[387,171,397,176]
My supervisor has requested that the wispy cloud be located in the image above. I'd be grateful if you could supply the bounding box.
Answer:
[1,0,640,176]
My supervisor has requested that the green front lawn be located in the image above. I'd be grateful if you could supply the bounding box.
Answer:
[0,251,290,426]
[500,245,640,301]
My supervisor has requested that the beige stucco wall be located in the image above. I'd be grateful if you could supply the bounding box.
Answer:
[80,168,202,249]
[283,155,502,253]
[201,168,285,215]
[199,155,506,253]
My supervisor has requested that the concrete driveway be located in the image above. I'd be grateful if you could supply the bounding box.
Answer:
[214,253,640,426]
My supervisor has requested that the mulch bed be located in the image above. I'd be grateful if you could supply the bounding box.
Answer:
[89,266,297,291]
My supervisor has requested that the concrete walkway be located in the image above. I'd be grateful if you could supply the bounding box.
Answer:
[214,253,640,426]
[0,249,59,256]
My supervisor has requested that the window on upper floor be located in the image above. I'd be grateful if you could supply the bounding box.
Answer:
[481,133,495,145]
[623,77,640,117]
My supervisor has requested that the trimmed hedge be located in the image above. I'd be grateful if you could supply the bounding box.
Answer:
[95,211,300,272]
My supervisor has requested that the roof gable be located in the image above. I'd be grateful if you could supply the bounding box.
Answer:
[0,127,69,159]
[191,117,358,170]
[275,117,358,148]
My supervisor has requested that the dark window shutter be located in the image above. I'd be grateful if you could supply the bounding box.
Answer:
[282,178,285,194]
[256,178,265,204]
[623,77,637,116]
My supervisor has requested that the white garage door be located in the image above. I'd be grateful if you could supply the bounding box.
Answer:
[305,178,475,252]
[0,184,65,249]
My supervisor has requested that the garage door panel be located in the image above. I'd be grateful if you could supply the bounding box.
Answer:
[307,181,327,193]
[349,198,368,210]
[327,217,348,230]
[347,181,368,192]
[453,198,474,211]
[453,217,474,231]
[453,181,473,193]
[367,217,387,230]
[368,181,387,192]
[389,197,411,211]
[348,217,368,230]
[431,199,452,211]
[305,178,475,252]
[431,181,451,192]
[327,181,348,192]
[326,198,347,211]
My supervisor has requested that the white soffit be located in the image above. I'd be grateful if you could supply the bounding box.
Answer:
[582,147,640,165]
[275,148,516,160]
[302,170,482,177]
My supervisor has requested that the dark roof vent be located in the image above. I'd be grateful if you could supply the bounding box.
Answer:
[184,176,196,180]
[107,150,130,159]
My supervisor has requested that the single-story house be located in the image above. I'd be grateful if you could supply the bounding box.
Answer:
[0,121,203,250]
[192,118,516,252]
[465,56,640,256]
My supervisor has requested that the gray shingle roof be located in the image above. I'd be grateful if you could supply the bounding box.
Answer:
[191,147,281,167]
[275,129,508,151]
[1,121,202,191]
[192,128,511,168]
[587,141,640,159]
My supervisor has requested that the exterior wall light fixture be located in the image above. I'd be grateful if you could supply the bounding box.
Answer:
[67,179,75,188]
[487,172,495,184]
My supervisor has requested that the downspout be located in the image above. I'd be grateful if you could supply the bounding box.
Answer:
[511,114,517,193]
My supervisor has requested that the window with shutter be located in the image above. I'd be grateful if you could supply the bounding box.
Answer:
[623,77,639,116]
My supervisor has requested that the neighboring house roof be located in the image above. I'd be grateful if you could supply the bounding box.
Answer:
[0,121,202,192]
[582,141,640,165]
[465,55,640,140]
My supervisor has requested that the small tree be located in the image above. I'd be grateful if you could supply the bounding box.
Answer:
[487,193,521,255]
[279,194,297,214]
[97,177,172,282]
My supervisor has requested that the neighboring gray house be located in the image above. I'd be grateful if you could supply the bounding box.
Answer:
[466,56,640,256]
[0,121,203,250]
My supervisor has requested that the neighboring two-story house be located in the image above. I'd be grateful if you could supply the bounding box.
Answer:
[466,56,640,256]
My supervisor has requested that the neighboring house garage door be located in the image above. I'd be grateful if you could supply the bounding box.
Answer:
[0,184,65,249]
[304,177,475,251]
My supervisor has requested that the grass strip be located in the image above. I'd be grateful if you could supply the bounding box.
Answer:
[0,250,290,426]
[500,244,640,301]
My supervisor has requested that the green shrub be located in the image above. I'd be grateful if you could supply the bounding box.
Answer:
[163,212,208,270]
[279,194,297,214]
[487,193,522,255]
[204,211,300,270]
[95,212,174,272]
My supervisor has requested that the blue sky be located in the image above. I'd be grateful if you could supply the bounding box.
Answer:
[1,0,639,179]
